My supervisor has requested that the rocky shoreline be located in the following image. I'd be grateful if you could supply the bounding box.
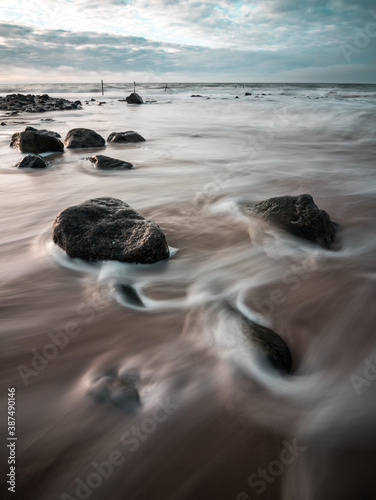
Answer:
[4,92,342,379]
[0,93,82,115]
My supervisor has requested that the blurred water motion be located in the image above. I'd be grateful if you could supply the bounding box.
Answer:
[0,83,375,499]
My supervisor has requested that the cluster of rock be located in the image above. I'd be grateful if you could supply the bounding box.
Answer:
[0,94,82,114]
[50,192,338,378]
[0,91,150,119]
[8,113,339,378]
[6,90,334,388]
[11,126,145,170]
[6,91,338,379]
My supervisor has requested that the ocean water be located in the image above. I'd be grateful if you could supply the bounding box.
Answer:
[0,82,376,500]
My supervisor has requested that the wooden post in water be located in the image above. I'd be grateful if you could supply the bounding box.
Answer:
[134,81,136,93]
[101,80,104,95]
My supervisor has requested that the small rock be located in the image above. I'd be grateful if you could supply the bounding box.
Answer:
[245,92,252,96]
[88,374,140,410]
[241,316,292,374]
[52,197,170,264]
[191,95,202,97]
[86,155,133,170]
[241,194,337,249]
[224,305,292,374]
[235,96,239,99]
[64,128,105,148]
[115,283,144,308]
[15,154,48,169]
[1,122,6,126]
[107,131,145,144]
[125,92,144,104]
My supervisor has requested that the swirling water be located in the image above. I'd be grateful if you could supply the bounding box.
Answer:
[0,83,376,500]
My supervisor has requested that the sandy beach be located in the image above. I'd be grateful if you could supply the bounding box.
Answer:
[1,83,376,500]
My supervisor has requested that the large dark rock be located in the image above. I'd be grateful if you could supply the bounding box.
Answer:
[15,154,48,169]
[125,92,144,104]
[107,131,145,144]
[10,129,64,154]
[241,317,292,374]
[241,194,337,249]
[52,197,170,264]
[86,155,133,170]
[64,128,105,148]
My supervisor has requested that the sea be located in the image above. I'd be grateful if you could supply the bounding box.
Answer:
[0,82,376,500]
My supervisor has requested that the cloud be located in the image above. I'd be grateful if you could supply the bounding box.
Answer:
[0,0,375,82]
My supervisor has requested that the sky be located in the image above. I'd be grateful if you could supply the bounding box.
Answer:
[0,0,375,83]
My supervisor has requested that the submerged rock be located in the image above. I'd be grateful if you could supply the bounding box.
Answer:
[114,283,144,308]
[88,373,140,411]
[10,128,64,154]
[86,155,133,170]
[52,197,170,264]
[15,154,48,169]
[125,92,144,104]
[240,317,292,374]
[64,128,105,148]
[107,131,145,143]
[241,194,337,249]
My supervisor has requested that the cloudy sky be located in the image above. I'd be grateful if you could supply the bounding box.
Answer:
[0,0,375,83]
